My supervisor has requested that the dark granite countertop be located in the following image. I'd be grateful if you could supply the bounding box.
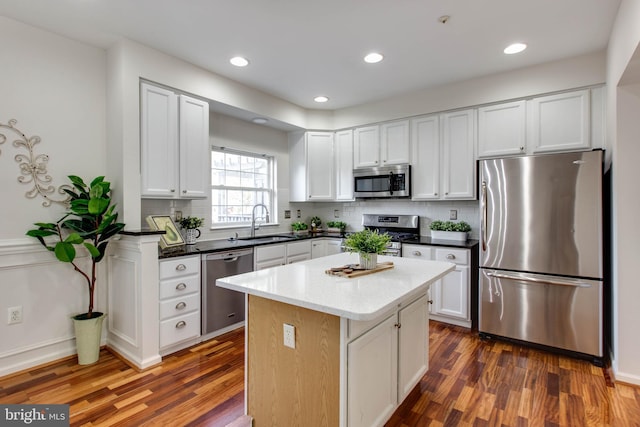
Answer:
[158,231,345,259]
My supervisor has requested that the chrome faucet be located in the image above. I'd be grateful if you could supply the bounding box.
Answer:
[250,203,270,238]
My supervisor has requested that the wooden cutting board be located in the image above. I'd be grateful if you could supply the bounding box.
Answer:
[325,261,394,278]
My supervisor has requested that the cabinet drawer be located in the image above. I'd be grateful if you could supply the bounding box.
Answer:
[159,256,200,280]
[287,240,312,257]
[159,275,200,300]
[255,244,286,262]
[434,248,468,266]
[160,311,200,348]
[159,293,200,320]
[402,245,432,260]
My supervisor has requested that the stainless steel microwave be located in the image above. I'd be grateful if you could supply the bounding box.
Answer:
[353,165,411,198]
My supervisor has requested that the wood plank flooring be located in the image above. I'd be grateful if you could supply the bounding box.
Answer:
[1,322,639,426]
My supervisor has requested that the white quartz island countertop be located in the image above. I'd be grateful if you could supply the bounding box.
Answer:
[216,252,455,321]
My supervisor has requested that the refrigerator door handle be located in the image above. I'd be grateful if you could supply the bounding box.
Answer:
[481,180,487,251]
[486,272,592,288]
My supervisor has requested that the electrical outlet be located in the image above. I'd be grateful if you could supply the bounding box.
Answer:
[283,323,295,349]
[334,209,340,218]
[175,210,183,221]
[8,306,22,325]
[296,209,301,219]
[449,210,458,220]
[284,210,291,219]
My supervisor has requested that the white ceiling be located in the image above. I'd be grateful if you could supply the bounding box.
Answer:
[0,0,621,111]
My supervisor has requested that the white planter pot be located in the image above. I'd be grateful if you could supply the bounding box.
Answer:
[72,312,106,365]
[359,253,378,270]
[430,230,468,242]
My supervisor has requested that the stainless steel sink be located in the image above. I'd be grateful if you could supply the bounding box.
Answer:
[236,235,297,243]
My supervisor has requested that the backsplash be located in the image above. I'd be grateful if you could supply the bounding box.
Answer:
[142,197,480,242]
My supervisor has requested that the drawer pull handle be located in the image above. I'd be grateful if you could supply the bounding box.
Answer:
[176,283,187,291]
[394,323,402,329]
[427,300,433,304]
[176,264,187,271]
[446,254,456,260]
[175,302,187,310]
[176,321,187,329]
[413,251,422,256]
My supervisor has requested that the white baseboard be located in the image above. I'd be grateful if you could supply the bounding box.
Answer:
[0,337,77,378]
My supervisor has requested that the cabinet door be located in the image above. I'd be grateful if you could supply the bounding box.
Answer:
[353,125,380,168]
[287,253,312,264]
[335,130,354,200]
[141,83,178,198]
[179,94,209,198]
[307,132,334,200]
[380,120,410,165]
[348,314,398,427]
[478,101,526,158]
[432,266,469,321]
[529,90,590,153]
[410,115,440,200]
[401,244,432,260]
[442,109,476,199]
[311,239,327,259]
[326,239,343,255]
[398,295,429,401]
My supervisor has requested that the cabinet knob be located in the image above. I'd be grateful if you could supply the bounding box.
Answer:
[170,189,176,193]
[175,320,187,329]
[520,146,525,151]
[176,282,187,291]
[176,264,187,271]
[413,251,422,256]
[446,254,456,260]
[445,192,449,195]
[394,323,402,329]
[428,300,433,305]
[182,190,187,194]
[434,193,438,196]
[175,302,187,310]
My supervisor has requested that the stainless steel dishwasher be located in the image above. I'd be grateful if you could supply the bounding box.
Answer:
[201,248,253,340]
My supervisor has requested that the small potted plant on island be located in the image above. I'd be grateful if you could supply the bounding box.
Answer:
[429,220,471,242]
[343,229,391,270]
[26,176,125,365]
[292,221,309,235]
[310,216,322,232]
[178,216,204,244]
[326,221,347,234]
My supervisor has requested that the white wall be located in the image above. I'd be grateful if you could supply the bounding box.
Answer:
[0,17,108,376]
[606,0,640,385]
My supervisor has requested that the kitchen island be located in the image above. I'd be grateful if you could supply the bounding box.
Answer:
[217,252,455,427]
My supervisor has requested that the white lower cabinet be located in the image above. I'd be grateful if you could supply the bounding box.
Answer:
[158,255,201,354]
[403,244,471,327]
[346,294,429,427]
[255,240,312,270]
[311,237,343,259]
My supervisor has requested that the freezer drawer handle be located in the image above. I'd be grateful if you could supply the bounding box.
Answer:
[486,272,591,288]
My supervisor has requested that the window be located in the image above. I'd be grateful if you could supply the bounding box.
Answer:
[211,147,275,227]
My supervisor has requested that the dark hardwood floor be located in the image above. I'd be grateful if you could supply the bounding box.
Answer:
[1,322,639,426]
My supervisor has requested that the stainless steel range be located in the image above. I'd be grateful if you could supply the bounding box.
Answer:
[362,214,420,257]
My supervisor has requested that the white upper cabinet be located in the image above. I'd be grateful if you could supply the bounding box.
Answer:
[477,88,601,158]
[529,89,590,153]
[412,110,476,201]
[354,121,410,168]
[442,109,476,199]
[380,120,410,166]
[335,129,354,201]
[477,100,526,158]
[141,82,209,199]
[353,125,380,168]
[410,115,440,200]
[289,131,335,201]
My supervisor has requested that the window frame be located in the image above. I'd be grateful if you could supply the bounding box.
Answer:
[210,146,277,229]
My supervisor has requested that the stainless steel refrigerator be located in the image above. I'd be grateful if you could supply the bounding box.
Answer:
[479,150,603,359]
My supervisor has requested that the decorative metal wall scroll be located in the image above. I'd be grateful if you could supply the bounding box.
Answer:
[0,119,70,206]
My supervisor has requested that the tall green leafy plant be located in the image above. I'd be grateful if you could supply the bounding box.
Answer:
[26,176,125,319]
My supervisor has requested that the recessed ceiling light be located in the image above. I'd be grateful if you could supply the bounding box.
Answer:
[314,96,329,103]
[252,117,268,124]
[504,43,527,55]
[230,56,249,67]
[364,52,384,64]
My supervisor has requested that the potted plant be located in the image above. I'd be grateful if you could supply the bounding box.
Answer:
[310,216,322,232]
[327,221,347,234]
[178,216,204,244]
[26,175,125,365]
[429,220,471,242]
[343,229,391,269]
[292,221,309,235]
